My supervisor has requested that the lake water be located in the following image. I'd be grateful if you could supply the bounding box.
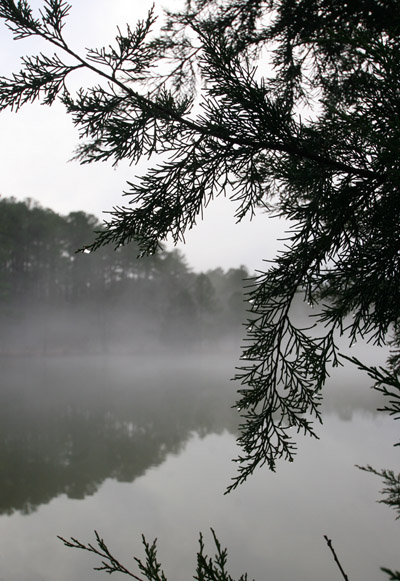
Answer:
[0,351,398,581]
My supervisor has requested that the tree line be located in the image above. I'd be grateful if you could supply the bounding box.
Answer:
[0,196,249,355]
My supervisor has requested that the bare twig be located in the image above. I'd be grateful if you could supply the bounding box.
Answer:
[324,535,349,581]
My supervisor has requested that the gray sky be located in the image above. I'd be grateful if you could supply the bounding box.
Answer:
[0,0,289,273]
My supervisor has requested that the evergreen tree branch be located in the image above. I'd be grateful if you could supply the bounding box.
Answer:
[59,530,248,581]
[1,0,400,487]
[340,355,400,427]
[382,567,400,581]
[0,0,385,183]
[356,465,400,520]
[58,531,146,579]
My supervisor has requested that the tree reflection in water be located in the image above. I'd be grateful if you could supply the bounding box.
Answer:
[0,354,239,514]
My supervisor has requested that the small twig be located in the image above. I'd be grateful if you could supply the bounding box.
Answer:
[324,535,349,581]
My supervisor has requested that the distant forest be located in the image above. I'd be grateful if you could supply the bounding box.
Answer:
[0,197,250,355]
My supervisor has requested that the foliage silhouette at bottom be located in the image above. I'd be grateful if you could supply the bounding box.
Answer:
[59,518,400,581]
[58,529,249,581]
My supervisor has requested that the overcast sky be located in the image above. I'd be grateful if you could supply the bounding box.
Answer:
[0,0,289,273]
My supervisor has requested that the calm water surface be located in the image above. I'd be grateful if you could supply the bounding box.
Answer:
[0,352,398,581]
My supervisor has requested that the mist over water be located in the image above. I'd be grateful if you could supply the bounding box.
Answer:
[0,353,239,515]
[0,345,398,581]
[0,198,398,581]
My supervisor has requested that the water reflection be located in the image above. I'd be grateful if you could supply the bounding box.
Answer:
[0,353,398,581]
[0,353,389,516]
[0,354,239,515]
